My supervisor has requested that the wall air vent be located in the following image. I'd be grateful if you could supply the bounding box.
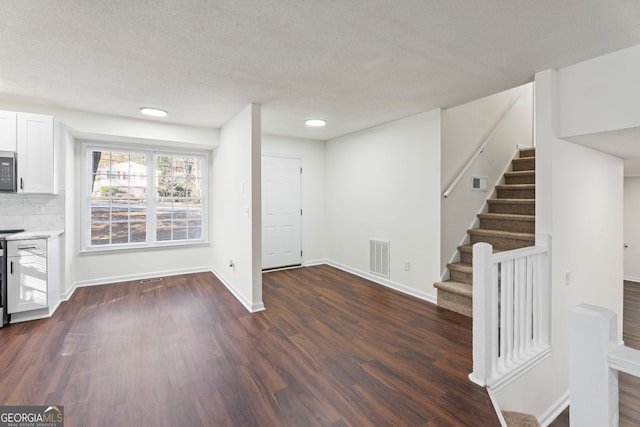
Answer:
[370,239,390,278]
[472,176,488,191]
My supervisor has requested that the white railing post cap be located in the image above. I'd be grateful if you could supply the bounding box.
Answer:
[569,303,617,322]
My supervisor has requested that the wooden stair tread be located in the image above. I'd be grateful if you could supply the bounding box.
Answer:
[433,280,472,298]
[487,198,535,205]
[478,213,535,222]
[504,170,535,177]
[495,184,535,190]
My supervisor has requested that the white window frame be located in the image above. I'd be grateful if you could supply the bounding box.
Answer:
[81,141,209,252]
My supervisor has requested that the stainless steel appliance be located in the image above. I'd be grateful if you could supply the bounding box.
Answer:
[0,152,18,193]
[0,229,24,327]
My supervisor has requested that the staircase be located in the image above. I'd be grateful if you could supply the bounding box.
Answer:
[434,147,536,317]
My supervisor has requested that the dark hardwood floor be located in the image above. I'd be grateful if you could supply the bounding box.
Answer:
[0,265,499,426]
[550,281,640,427]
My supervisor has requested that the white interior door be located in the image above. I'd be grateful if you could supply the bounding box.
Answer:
[262,156,302,269]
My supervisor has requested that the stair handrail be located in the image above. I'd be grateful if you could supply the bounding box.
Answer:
[443,96,520,198]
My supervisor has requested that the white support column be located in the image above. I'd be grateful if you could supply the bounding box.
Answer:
[569,304,619,427]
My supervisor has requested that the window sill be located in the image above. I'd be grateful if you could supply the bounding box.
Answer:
[79,240,210,255]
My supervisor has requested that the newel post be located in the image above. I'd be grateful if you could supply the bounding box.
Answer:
[569,304,619,427]
[469,242,495,386]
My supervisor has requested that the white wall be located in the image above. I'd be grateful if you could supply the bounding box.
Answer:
[211,104,263,312]
[441,83,533,274]
[624,177,640,281]
[558,44,640,138]
[324,110,441,301]
[262,134,326,264]
[494,69,624,422]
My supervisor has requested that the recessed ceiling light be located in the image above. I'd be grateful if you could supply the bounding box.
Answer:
[140,107,167,117]
[305,119,326,127]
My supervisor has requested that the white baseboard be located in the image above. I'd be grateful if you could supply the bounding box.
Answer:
[624,275,640,283]
[9,307,54,324]
[65,266,265,314]
[325,260,437,305]
[486,388,508,427]
[303,258,328,267]
[211,268,265,313]
[69,266,214,293]
[62,260,431,315]
[538,390,569,427]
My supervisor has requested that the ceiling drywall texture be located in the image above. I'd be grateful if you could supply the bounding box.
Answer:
[1,0,640,141]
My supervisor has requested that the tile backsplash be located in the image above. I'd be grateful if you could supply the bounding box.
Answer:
[0,191,65,231]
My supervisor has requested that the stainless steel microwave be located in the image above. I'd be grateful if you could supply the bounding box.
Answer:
[0,151,17,192]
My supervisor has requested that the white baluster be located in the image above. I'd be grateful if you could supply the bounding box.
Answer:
[525,255,534,352]
[504,260,514,367]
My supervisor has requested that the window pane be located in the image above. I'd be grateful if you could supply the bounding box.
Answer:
[157,178,172,197]
[156,223,171,241]
[111,203,130,222]
[187,199,202,216]
[111,222,131,244]
[130,221,146,243]
[173,207,187,221]
[130,153,147,168]
[172,227,187,240]
[156,156,172,197]
[186,179,201,198]
[180,157,202,179]
[156,199,172,220]
[188,219,201,228]
[173,177,187,198]
[188,228,202,239]
[130,199,146,221]
[92,174,110,195]
[186,198,203,240]
[91,224,110,245]
[91,198,110,222]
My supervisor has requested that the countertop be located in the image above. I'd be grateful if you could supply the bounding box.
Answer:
[6,230,64,240]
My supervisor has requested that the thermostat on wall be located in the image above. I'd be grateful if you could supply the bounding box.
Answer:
[471,176,488,191]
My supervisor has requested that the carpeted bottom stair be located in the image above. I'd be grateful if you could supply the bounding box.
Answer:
[502,411,541,427]
[434,147,536,317]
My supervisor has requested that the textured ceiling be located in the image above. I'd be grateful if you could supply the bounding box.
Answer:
[1,0,640,141]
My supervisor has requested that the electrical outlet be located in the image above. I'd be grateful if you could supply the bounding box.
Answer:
[404,261,410,271]
[565,271,571,286]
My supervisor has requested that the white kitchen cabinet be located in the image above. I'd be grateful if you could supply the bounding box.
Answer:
[17,113,57,194]
[0,110,17,151]
[7,238,49,313]
[5,232,63,322]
